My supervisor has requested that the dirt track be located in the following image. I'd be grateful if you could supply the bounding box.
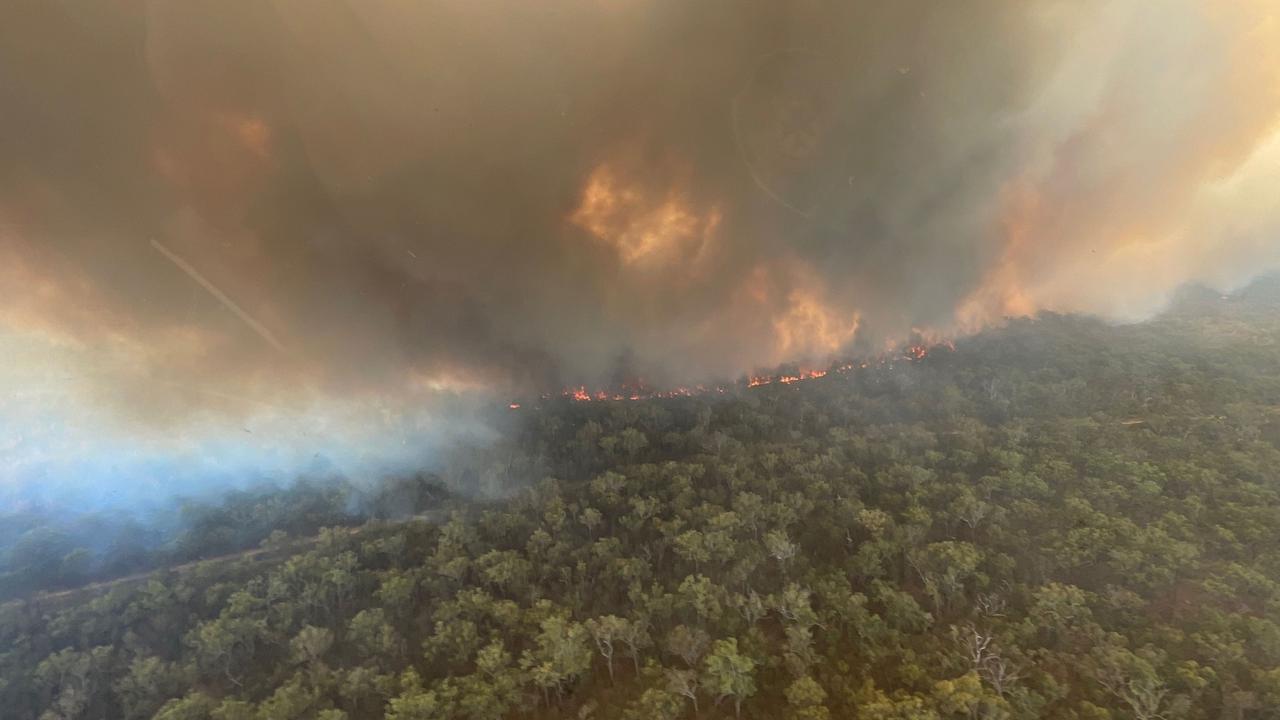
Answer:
[2,520,398,610]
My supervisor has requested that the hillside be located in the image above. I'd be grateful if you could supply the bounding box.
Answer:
[4,282,1280,719]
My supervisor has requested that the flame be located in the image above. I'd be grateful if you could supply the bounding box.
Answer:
[570,165,719,267]
[772,289,860,358]
[517,339,955,407]
[955,184,1041,331]
[749,368,829,387]
[724,259,862,369]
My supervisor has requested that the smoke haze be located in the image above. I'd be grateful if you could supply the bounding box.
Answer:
[2,0,1279,490]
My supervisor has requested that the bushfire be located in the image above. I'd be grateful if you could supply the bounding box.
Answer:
[508,341,956,409]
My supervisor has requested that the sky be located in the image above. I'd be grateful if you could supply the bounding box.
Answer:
[1,0,1278,507]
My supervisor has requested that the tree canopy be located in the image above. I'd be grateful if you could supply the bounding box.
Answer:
[4,282,1280,719]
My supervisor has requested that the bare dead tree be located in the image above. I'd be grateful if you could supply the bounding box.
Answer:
[955,623,1021,698]
[956,623,995,670]
[665,668,700,713]
[980,654,1022,698]
[976,592,1007,618]
[1099,671,1171,720]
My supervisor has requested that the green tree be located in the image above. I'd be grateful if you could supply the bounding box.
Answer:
[666,668,701,714]
[290,625,334,668]
[519,615,593,705]
[666,625,710,668]
[585,615,629,683]
[785,676,830,720]
[624,687,683,720]
[702,638,756,719]
[113,656,186,720]
[152,693,218,720]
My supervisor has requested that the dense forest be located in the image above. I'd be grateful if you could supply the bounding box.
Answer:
[0,472,452,602]
[4,280,1280,719]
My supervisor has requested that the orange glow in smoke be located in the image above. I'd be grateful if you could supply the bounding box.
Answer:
[773,289,860,358]
[570,165,720,267]
[955,184,1041,331]
[218,113,272,159]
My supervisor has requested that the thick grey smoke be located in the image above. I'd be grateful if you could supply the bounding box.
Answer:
[1,0,1277,421]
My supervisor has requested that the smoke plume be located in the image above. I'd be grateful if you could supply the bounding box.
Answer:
[2,0,1278,426]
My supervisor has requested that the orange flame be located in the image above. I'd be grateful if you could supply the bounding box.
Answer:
[520,340,955,407]
[954,184,1041,331]
[570,165,720,268]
